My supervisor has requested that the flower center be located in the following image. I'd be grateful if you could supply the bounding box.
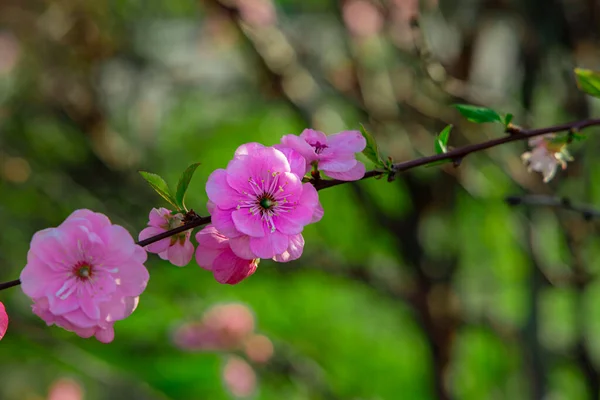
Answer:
[73,262,94,281]
[312,141,328,154]
[259,196,276,210]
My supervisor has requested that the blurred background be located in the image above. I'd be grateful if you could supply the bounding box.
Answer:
[2,0,600,399]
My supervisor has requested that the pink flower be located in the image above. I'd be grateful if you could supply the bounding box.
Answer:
[223,356,257,398]
[20,209,149,343]
[280,129,367,181]
[196,225,259,284]
[206,144,320,259]
[138,208,194,267]
[521,135,573,183]
[0,302,7,340]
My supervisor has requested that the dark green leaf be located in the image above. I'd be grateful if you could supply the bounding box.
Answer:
[139,171,178,209]
[175,163,201,212]
[360,124,386,168]
[454,104,503,124]
[574,68,600,98]
[504,113,513,127]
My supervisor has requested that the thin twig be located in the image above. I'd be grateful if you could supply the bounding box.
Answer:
[505,194,600,221]
[2,118,600,291]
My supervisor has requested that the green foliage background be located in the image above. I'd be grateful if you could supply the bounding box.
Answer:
[1,0,600,399]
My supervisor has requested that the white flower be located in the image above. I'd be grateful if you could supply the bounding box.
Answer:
[521,135,573,183]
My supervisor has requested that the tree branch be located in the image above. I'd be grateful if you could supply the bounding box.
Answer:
[505,194,600,221]
[2,118,600,291]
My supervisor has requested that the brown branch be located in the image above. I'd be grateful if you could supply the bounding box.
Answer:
[313,118,600,190]
[2,117,600,291]
[505,194,600,221]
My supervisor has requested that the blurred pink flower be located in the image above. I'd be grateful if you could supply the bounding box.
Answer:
[0,302,8,340]
[206,144,319,259]
[244,334,274,363]
[20,209,149,343]
[280,129,366,181]
[196,225,259,285]
[521,135,573,183]
[139,208,194,266]
[223,356,257,398]
[173,303,256,351]
[47,378,84,400]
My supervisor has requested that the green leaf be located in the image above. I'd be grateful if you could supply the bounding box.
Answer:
[454,104,503,124]
[435,125,452,154]
[574,68,600,98]
[139,171,178,209]
[504,113,513,127]
[175,163,201,212]
[360,124,386,168]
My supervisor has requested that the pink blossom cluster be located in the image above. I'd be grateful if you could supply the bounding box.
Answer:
[139,129,365,284]
[15,129,364,343]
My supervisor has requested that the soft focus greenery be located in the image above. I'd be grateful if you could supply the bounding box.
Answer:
[1,0,600,399]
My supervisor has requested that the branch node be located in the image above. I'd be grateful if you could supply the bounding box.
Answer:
[505,124,522,135]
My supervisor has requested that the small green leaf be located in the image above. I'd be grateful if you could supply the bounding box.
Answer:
[504,113,513,127]
[139,171,178,209]
[175,163,201,212]
[574,68,600,98]
[434,125,452,154]
[454,104,503,124]
[434,139,446,155]
[438,124,452,147]
[360,124,386,168]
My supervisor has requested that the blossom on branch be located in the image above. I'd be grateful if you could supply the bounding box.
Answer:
[280,129,367,180]
[139,208,194,267]
[521,135,573,183]
[196,225,258,285]
[20,209,149,343]
[206,144,320,259]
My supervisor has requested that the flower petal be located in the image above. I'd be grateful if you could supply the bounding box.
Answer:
[234,142,265,157]
[167,239,195,267]
[325,130,366,154]
[211,207,242,238]
[0,302,8,340]
[138,227,170,253]
[274,145,310,177]
[273,234,304,262]
[300,129,328,146]
[206,169,243,209]
[232,209,265,237]
[226,147,291,193]
[250,231,289,259]
[212,251,257,284]
[318,157,358,173]
[325,161,366,181]
[229,235,257,259]
[280,133,318,164]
